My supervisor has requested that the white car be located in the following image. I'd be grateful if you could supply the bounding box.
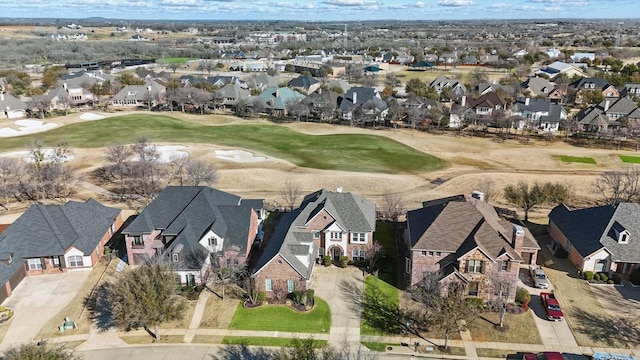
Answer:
[530,266,550,289]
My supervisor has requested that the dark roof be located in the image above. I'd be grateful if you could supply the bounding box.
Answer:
[123,186,262,268]
[570,77,611,90]
[338,87,387,113]
[514,97,552,112]
[253,189,376,280]
[549,203,640,262]
[412,61,435,68]
[287,75,320,90]
[466,92,505,110]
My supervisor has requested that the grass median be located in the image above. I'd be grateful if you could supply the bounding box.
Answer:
[229,297,331,333]
[0,114,445,174]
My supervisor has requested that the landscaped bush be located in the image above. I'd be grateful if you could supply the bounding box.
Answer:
[465,297,484,311]
[611,274,622,284]
[323,255,331,266]
[516,287,530,310]
[554,247,568,258]
[608,280,614,284]
[584,271,594,281]
[630,268,640,285]
[594,273,601,281]
[256,292,266,302]
[340,256,349,268]
[292,291,305,305]
[306,289,314,305]
[598,273,608,282]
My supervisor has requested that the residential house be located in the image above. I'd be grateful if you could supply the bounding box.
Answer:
[214,83,250,110]
[429,76,466,98]
[324,79,351,94]
[252,188,376,298]
[535,61,588,80]
[255,86,306,117]
[570,77,618,104]
[111,80,166,108]
[287,75,321,95]
[476,82,514,97]
[404,194,540,301]
[0,93,28,119]
[400,95,447,126]
[462,92,507,124]
[338,87,388,124]
[544,48,561,58]
[128,34,149,42]
[575,97,640,133]
[206,76,248,89]
[549,203,640,275]
[301,88,341,121]
[245,73,279,92]
[511,97,567,132]
[121,186,264,285]
[46,83,94,110]
[620,84,640,98]
[0,199,122,304]
[570,52,595,62]
[521,77,555,98]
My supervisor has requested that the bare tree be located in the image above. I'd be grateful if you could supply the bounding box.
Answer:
[185,159,218,186]
[365,242,384,275]
[488,272,517,328]
[208,255,246,300]
[280,180,302,211]
[378,190,405,222]
[503,181,569,221]
[21,141,74,201]
[594,167,640,205]
[0,158,22,210]
[476,179,496,203]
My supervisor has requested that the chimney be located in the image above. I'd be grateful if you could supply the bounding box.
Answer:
[461,95,466,107]
[0,94,4,101]
[336,186,343,193]
[352,92,357,104]
[604,99,610,112]
[512,225,525,254]
[147,85,152,92]
[525,97,530,106]
[63,82,67,90]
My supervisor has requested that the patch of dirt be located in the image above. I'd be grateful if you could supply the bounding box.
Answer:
[199,290,239,329]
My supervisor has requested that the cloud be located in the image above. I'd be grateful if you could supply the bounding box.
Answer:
[323,0,381,6]
[438,0,473,6]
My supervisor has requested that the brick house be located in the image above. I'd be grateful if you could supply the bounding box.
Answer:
[122,186,264,285]
[0,199,122,304]
[549,203,640,275]
[252,188,376,298]
[404,195,540,302]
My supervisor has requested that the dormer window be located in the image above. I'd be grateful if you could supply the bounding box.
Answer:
[619,231,630,244]
[209,238,217,247]
[172,253,179,262]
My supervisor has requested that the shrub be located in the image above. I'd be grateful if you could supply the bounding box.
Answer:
[599,273,608,282]
[584,271,594,281]
[554,247,568,258]
[594,273,601,281]
[181,285,194,293]
[305,289,315,305]
[630,268,640,285]
[340,256,349,268]
[611,274,622,284]
[256,292,266,302]
[608,280,614,284]
[323,255,331,266]
[516,287,530,306]
[292,290,305,305]
[465,297,484,311]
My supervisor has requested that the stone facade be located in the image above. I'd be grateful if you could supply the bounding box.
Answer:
[253,254,308,299]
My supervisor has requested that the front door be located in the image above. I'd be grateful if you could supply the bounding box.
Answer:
[332,247,343,263]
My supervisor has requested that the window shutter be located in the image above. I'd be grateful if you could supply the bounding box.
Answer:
[465,260,469,273]
[480,261,485,273]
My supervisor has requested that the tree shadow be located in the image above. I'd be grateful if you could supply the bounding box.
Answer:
[210,344,274,360]
[83,282,116,332]
[570,306,640,347]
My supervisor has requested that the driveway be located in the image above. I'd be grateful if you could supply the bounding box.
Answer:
[0,270,91,350]
[309,266,364,345]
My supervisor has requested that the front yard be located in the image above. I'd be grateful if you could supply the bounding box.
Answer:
[228,297,331,333]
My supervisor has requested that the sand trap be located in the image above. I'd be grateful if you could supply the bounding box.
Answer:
[215,149,267,163]
[0,120,58,137]
[133,145,189,163]
[79,112,105,121]
[0,149,74,163]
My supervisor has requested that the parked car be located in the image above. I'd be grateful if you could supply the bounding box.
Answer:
[523,353,589,360]
[540,292,564,321]
[530,266,549,289]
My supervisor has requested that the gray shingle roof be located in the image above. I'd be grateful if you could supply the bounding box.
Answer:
[549,203,640,263]
[0,199,120,285]
[0,93,27,110]
[123,186,262,269]
[253,189,376,280]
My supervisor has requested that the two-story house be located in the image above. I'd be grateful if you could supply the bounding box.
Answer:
[570,77,619,104]
[252,188,376,298]
[122,186,264,286]
[338,87,388,124]
[511,97,567,132]
[575,97,640,133]
[404,194,540,302]
[462,92,506,124]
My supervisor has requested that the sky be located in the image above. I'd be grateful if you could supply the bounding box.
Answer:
[1,0,638,21]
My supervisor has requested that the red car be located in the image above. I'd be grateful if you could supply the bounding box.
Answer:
[540,292,564,321]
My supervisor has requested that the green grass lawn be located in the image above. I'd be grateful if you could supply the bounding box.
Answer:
[373,221,396,255]
[558,155,596,164]
[229,297,330,333]
[222,336,327,347]
[0,115,444,174]
[361,275,400,336]
[619,155,640,163]
[160,57,196,64]
[361,341,401,352]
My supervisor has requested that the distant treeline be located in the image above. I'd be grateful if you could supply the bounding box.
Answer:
[64,58,157,70]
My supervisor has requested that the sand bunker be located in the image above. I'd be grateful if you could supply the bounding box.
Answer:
[133,145,189,163]
[214,149,267,163]
[79,112,105,121]
[0,120,58,137]
[0,149,74,163]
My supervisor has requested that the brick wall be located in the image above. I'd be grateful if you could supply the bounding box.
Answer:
[548,220,585,271]
[253,254,307,299]
[410,250,448,286]
[125,229,162,265]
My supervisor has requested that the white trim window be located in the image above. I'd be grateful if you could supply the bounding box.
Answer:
[312,231,320,239]
[287,279,295,293]
[68,255,84,267]
[351,232,366,244]
[352,250,365,261]
[28,258,43,270]
[265,278,273,291]
[330,231,342,240]
[172,253,179,263]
